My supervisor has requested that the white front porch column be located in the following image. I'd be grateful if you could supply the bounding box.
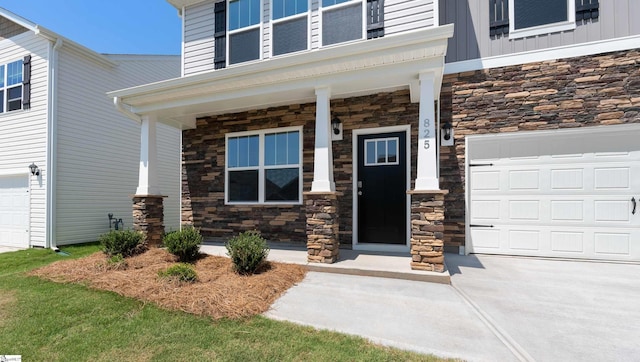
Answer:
[311,86,336,192]
[136,114,161,195]
[415,72,439,190]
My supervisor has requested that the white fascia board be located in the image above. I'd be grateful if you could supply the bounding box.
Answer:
[0,7,38,31]
[108,24,454,125]
[166,0,209,10]
[34,26,117,68]
[445,34,640,75]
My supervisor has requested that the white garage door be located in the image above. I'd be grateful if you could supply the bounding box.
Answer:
[468,125,640,262]
[0,175,29,248]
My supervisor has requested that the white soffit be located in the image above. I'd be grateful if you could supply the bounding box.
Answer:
[109,25,454,129]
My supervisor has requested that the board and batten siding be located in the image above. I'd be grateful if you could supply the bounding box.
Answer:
[182,0,437,75]
[183,1,216,76]
[441,0,640,63]
[55,51,181,245]
[0,31,50,247]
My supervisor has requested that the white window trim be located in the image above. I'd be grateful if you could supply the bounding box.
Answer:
[364,137,400,166]
[0,59,23,114]
[508,0,576,39]
[227,0,263,67]
[225,125,303,205]
[269,1,311,58]
[318,0,366,48]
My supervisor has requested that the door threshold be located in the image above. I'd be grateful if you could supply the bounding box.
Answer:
[353,243,410,253]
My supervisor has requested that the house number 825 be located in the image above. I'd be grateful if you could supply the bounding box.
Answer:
[423,118,430,150]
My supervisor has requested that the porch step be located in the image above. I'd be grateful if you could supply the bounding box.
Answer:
[200,242,451,284]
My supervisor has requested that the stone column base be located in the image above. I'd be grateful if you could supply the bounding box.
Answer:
[304,192,340,263]
[132,195,166,247]
[408,190,448,272]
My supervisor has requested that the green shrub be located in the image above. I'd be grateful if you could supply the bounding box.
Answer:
[225,231,270,275]
[162,226,202,262]
[99,230,145,257]
[158,263,198,283]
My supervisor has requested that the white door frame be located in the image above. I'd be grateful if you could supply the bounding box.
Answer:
[465,123,640,257]
[352,125,411,252]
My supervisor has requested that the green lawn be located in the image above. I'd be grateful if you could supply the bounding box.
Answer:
[0,244,450,361]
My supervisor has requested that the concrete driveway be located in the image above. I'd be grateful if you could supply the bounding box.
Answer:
[266,254,640,361]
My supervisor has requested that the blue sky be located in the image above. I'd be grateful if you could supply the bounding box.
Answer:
[1,0,182,55]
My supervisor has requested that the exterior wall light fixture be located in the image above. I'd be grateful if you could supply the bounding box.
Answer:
[331,116,343,141]
[441,122,454,146]
[29,162,40,176]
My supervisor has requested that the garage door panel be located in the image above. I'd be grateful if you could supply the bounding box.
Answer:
[468,126,640,262]
[0,175,29,248]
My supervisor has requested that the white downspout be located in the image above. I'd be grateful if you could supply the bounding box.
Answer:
[47,38,63,250]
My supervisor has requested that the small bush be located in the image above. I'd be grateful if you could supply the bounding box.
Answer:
[99,230,145,257]
[106,253,127,270]
[226,231,270,275]
[158,263,198,283]
[163,226,202,262]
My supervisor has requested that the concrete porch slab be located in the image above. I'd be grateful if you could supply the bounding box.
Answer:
[200,242,450,284]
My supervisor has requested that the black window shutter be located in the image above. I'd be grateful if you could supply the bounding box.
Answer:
[367,0,384,39]
[22,55,31,110]
[214,1,227,70]
[489,0,509,36]
[576,0,599,21]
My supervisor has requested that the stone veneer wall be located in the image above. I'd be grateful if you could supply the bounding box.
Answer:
[439,49,640,250]
[409,191,446,272]
[304,192,340,263]
[181,89,420,244]
[132,195,165,247]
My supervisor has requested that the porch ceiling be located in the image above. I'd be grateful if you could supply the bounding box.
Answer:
[108,24,454,130]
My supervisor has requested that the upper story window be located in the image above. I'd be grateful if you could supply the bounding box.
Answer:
[272,0,309,56]
[508,0,575,39]
[0,59,23,113]
[226,127,302,204]
[228,0,261,65]
[321,0,364,46]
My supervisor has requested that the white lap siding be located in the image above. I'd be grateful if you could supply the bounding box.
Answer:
[55,53,180,245]
[0,32,50,247]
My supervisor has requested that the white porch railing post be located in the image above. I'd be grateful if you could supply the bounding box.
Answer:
[311,86,336,192]
[136,114,161,195]
[415,72,439,191]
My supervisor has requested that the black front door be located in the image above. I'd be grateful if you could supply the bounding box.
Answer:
[357,131,407,244]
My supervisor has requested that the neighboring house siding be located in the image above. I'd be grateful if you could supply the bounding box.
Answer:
[183,1,216,76]
[55,52,181,245]
[0,32,50,247]
[441,0,640,63]
[439,49,640,249]
[385,0,436,36]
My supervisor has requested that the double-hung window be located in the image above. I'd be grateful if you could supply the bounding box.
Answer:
[0,59,23,113]
[226,127,302,204]
[508,0,575,39]
[228,0,261,65]
[321,0,364,46]
[271,0,309,56]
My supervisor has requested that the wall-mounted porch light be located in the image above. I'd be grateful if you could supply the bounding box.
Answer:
[331,116,343,141]
[441,122,454,146]
[29,162,40,176]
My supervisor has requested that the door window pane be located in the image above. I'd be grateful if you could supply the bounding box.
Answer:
[388,139,397,163]
[366,140,375,164]
[365,137,399,166]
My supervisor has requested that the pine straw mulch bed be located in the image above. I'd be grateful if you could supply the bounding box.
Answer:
[28,248,307,319]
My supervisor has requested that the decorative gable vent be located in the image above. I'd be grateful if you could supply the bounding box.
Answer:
[367,0,384,39]
[576,0,599,20]
[214,1,226,70]
[489,0,509,36]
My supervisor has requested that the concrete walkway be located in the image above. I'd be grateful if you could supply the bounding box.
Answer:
[263,251,640,361]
